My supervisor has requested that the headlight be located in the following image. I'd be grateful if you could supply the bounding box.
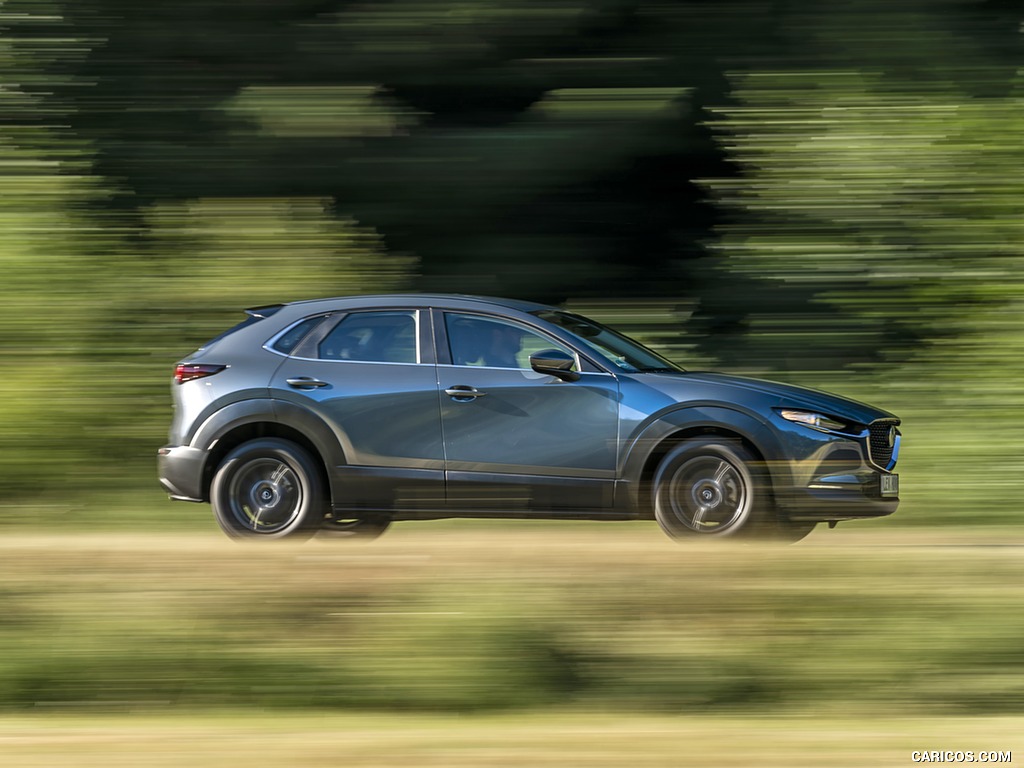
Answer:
[778,409,847,431]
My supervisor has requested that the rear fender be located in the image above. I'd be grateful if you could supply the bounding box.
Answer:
[189,399,349,500]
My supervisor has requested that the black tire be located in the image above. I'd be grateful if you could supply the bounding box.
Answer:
[317,513,391,540]
[211,438,326,540]
[653,439,770,540]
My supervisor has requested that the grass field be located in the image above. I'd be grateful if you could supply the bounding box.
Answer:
[0,524,1021,765]
[0,711,1018,767]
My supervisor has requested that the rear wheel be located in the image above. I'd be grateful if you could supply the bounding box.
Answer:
[211,438,325,540]
[653,440,768,540]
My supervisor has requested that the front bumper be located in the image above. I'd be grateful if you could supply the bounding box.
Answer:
[157,445,207,502]
[770,417,900,523]
[778,469,899,522]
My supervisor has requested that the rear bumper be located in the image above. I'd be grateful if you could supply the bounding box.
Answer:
[157,445,207,502]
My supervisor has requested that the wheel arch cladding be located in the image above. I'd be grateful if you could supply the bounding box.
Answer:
[199,415,339,505]
[621,405,790,517]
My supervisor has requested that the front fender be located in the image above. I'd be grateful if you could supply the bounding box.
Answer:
[618,404,790,514]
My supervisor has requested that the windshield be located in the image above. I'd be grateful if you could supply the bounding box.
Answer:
[533,310,683,374]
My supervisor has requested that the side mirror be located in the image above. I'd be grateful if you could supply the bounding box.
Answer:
[529,349,580,382]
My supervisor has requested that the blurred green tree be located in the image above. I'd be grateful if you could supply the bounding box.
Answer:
[700,0,1024,370]
[2,0,1023,514]
[18,0,753,302]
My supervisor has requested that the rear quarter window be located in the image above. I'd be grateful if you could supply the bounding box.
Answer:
[270,315,331,355]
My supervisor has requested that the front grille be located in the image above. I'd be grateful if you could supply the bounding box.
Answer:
[868,420,899,469]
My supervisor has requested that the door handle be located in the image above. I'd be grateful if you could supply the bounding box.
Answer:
[287,377,329,389]
[445,385,487,400]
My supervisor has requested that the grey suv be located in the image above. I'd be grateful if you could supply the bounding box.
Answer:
[158,294,901,541]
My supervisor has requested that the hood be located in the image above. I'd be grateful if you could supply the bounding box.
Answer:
[640,371,898,426]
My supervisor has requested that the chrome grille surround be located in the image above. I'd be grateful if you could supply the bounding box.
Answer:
[867,419,900,471]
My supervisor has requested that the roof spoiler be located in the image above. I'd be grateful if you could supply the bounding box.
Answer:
[244,304,285,320]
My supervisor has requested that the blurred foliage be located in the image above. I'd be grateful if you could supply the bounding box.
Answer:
[0,0,1022,519]
[1,532,1024,714]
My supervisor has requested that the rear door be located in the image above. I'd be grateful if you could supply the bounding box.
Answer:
[269,308,444,509]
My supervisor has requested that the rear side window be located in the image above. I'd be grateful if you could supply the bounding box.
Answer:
[318,311,417,363]
[271,315,329,355]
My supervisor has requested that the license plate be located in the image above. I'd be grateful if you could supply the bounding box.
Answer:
[880,474,899,497]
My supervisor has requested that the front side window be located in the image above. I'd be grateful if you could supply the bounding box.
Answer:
[318,311,418,363]
[533,310,682,373]
[445,313,577,370]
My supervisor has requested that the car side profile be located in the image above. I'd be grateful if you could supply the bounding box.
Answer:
[158,294,900,542]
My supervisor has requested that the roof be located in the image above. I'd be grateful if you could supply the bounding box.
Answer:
[284,293,555,314]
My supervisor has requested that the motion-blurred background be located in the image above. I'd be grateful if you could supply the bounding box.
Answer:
[2,4,1024,761]
[2,0,1022,523]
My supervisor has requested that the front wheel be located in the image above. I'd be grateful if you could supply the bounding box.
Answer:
[211,438,326,540]
[653,440,768,540]
[317,513,391,540]
[774,521,817,543]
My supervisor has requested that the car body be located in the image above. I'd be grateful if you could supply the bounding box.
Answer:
[158,294,901,541]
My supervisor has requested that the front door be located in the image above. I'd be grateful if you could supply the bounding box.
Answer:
[437,311,620,512]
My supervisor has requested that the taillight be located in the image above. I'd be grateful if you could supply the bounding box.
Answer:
[174,364,227,385]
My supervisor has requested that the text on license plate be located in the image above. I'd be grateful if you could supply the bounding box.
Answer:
[880,474,899,497]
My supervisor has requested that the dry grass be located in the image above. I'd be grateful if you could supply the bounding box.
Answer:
[0,524,1022,764]
[0,711,1019,767]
